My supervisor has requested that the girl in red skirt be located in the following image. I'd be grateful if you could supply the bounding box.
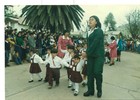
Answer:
[69,55,84,96]
[28,49,43,83]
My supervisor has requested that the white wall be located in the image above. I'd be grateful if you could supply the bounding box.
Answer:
[14,23,29,32]
[7,21,29,32]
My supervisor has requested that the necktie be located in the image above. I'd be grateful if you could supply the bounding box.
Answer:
[52,58,55,66]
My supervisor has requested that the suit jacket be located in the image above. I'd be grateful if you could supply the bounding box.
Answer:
[86,28,104,58]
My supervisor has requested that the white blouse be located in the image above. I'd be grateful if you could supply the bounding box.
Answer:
[30,53,43,63]
[63,51,72,63]
[71,59,85,72]
[88,27,97,37]
[44,54,70,68]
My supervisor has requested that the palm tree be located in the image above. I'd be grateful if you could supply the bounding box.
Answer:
[20,5,84,33]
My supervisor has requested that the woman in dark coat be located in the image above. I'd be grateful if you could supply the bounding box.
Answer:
[83,15,104,98]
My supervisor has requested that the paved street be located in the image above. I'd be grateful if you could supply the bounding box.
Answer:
[5,51,140,100]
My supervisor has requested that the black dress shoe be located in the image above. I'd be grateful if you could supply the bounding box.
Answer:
[74,91,78,96]
[109,63,114,66]
[83,91,94,97]
[48,85,52,89]
[44,80,48,83]
[97,92,102,98]
[6,64,10,67]
[67,85,72,88]
[28,80,34,83]
[82,82,86,87]
[74,93,78,96]
[71,88,75,91]
[38,78,43,82]
[55,84,59,87]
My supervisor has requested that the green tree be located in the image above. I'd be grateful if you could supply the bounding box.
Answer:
[5,5,13,17]
[20,5,84,33]
[104,12,116,31]
[5,5,18,25]
[126,9,140,39]
[4,5,18,18]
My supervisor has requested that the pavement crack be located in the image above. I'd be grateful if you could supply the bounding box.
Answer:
[131,75,140,80]
[6,82,45,98]
[128,90,136,99]
[104,82,139,93]
[6,74,68,98]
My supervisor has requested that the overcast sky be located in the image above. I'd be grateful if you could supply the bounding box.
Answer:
[81,5,140,27]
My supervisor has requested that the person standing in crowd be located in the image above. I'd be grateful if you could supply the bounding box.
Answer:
[109,36,117,66]
[57,30,73,58]
[36,32,43,56]
[83,15,104,98]
[28,49,43,83]
[5,38,10,67]
[22,33,30,62]
[9,29,16,62]
[28,32,36,50]
[116,34,123,62]
[15,31,24,61]
[13,50,22,65]
[5,31,14,67]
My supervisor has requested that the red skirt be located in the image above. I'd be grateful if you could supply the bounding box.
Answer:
[70,71,82,83]
[29,63,42,73]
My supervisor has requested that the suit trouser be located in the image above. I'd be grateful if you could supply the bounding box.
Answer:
[48,68,60,86]
[87,57,104,93]
[87,74,102,93]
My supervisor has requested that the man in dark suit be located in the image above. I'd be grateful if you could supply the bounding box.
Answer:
[83,15,104,98]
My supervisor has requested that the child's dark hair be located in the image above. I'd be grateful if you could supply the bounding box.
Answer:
[63,30,69,35]
[105,42,109,46]
[46,46,53,50]
[110,36,115,40]
[30,49,37,53]
[73,54,80,60]
[51,48,58,53]
[67,44,75,50]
